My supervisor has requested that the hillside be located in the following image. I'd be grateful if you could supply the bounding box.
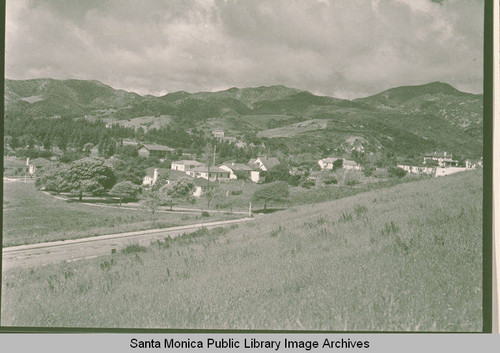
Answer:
[4,78,483,158]
[1,170,482,330]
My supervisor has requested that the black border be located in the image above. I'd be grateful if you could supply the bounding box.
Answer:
[0,0,494,334]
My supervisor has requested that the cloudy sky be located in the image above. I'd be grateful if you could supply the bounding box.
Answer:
[5,0,483,98]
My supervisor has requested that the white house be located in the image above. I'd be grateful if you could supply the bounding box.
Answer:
[251,157,280,171]
[397,165,435,176]
[435,167,470,177]
[219,163,254,180]
[318,157,361,171]
[423,152,458,167]
[187,166,231,181]
[142,168,159,186]
[171,160,205,172]
[192,178,218,198]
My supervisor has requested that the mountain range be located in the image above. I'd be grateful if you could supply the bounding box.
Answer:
[4,78,483,158]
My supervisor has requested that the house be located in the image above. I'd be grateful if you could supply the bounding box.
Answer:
[251,157,280,171]
[187,166,230,181]
[435,167,470,177]
[397,165,435,176]
[219,162,254,180]
[28,158,52,175]
[192,178,218,198]
[142,168,169,186]
[138,144,174,158]
[171,160,205,172]
[318,157,361,171]
[423,152,458,167]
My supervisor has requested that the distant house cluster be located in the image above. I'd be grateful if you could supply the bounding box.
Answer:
[398,151,479,178]
[318,157,361,171]
[142,155,288,197]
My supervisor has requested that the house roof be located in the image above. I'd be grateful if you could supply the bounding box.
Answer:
[320,157,358,166]
[30,158,53,167]
[140,144,174,152]
[172,160,204,166]
[190,166,229,173]
[222,163,253,171]
[423,152,452,158]
[256,157,280,169]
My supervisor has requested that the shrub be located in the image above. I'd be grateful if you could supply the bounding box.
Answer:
[201,211,210,217]
[324,177,338,185]
[231,190,243,195]
[388,167,407,178]
[122,244,147,254]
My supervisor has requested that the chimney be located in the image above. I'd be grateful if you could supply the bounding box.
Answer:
[153,168,159,185]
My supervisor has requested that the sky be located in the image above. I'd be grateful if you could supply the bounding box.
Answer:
[5,0,484,99]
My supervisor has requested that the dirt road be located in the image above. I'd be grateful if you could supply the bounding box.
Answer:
[2,217,254,271]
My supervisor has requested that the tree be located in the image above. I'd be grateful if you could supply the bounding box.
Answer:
[204,185,221,210]
[252,181,290,210]
[332,159,343,170]
[109,181,140,206]
[388,167,407,178]
[158,177,195,210]
[141,188,161,221]
[60,157,116,201]
[83,142,94,156]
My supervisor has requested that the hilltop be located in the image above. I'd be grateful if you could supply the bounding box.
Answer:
[4,78,483,158]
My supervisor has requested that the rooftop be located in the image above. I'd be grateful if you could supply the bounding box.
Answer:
[172,160,204,166]
[141,143,174,152]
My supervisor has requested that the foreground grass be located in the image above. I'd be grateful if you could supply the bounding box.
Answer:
[2,181,239,246]
[1,171,482,330]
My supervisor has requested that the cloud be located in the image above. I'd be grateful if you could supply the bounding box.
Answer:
[6,0,483,98]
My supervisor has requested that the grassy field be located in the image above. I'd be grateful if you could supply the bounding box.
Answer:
[2,181,239,246]
[1,170,482,330]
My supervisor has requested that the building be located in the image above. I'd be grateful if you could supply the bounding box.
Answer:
[187,166,230,181]
[318,157,361,171]
[143,168,160,186]
[219,162,254,180]
[423,152,458,167]
[251,157,280,171]
[142,168,169,186]
[171,160,205,172]
[397,165,435,176]
[28,158,52,175]
[138,144,174,158]
[192,178,218,198]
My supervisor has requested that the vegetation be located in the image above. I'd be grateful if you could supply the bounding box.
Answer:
[1,171,482,330]
[2,181,239,246]
[252,181,290,210]
[109,181,141,206]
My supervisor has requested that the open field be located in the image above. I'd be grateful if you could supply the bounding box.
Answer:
[1,170,482,330]
[2,181,240,246]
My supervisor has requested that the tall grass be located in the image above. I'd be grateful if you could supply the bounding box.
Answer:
[1,170,482,331]
[2,182,239,246]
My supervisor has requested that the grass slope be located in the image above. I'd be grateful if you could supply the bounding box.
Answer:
[1,171,482,330]
[2,181,237,246]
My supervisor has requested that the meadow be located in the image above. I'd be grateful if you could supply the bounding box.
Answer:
[1,170,482,331]
[2,181,238,246]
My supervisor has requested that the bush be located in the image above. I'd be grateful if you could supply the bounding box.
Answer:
[388,167,407,178]
[201,211,210,217]
[324,177,338,185]
[230,190,243,195]
[300,179,315,189]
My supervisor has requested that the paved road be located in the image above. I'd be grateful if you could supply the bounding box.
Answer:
[2,218,255,271]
